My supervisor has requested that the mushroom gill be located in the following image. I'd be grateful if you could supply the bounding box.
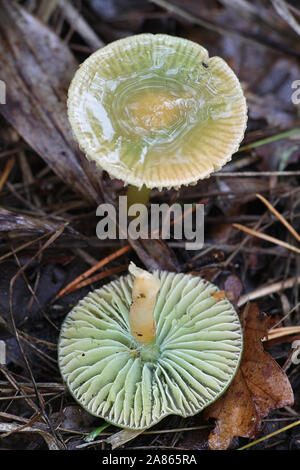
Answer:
[58,267,243,430]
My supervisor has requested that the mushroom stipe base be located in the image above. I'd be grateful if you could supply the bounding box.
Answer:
[58,270,243,430]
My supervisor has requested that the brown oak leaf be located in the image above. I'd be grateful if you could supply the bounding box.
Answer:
[203,304,294,450]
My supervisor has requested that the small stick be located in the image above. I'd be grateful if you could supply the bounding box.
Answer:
[238,276,300,307]
[36,0,60,23]
[264,326,300,341]
[0,157,15,192]
[0,232,51,263]
[58,0,104,50]
[62,264,128,297]
[233,223,300,255]
[54,244,131,300]
[0,413,42,439]
[214,171,300,177]
[256,193,300,243]
[270,302,300,329]
[238,419,300,450]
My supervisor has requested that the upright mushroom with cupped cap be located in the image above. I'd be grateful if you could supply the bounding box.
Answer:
[58,263,243,430]
[67,33,247,197]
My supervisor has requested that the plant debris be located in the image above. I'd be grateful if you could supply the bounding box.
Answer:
[203,304,294,450]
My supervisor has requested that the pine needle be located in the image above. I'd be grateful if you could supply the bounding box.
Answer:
[238,419,300,450]
[233,223,300,255]
[0,157,15,192]
[54,244,131,300]
[256,193,300,243]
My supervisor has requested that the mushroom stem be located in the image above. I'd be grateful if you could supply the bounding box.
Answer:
[127,185,151,212]
[129,262,161,344]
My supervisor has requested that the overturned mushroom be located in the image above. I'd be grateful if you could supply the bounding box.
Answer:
[58,265,243,430]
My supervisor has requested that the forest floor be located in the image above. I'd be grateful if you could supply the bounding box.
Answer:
[0,0,299,452]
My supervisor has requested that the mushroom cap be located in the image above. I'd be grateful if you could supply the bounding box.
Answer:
[58,271,243,430]
[67,34,247,190]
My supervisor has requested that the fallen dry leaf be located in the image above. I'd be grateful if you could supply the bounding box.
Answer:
[0,207,78,235]
[0,422,62,450]
[0,0,103,204]
[203,304,294,450]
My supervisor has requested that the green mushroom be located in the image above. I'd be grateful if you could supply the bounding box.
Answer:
[58,264,243,430]
[61,34,245,429]
[67,33,247,204]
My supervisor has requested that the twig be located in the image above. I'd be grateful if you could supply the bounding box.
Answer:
[54,244,131,300]
[9,226,67,449]
[0,365,40,415]
[77,424,210,448]
[270,302,300,329]
[256,193,300,243]
[61,264,128,296]
[36,0,60,23]
[73,248,99,267]
[0,232,53,262]
[223,211,270,268]
[0,381,65,391]
[0,422,61,450]
[0,393,57,401]
[58,0,104,50]
[11,249,59,331]
[150,0,300,57]
[18,150,41,208]
[271,0,300,36]
[0,413,41,439]
[233,223,300,255]
[264,326,300,341]
[238,419,300,450]
[77,428,144,450]
[288,3,300,17]
[0,157,15,192]
[238,276,300,307]
[0,146,24,160]
[215,171,300,177]
[6,181,46,215]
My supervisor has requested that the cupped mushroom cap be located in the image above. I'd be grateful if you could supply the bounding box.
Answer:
[58,270,243,430]
[68,34,247,190]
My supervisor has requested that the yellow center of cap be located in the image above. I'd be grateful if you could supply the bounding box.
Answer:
[128,91,181,132]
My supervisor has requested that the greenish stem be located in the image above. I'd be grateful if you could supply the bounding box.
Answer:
[138,338,160,363]
[126,184,151,211]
